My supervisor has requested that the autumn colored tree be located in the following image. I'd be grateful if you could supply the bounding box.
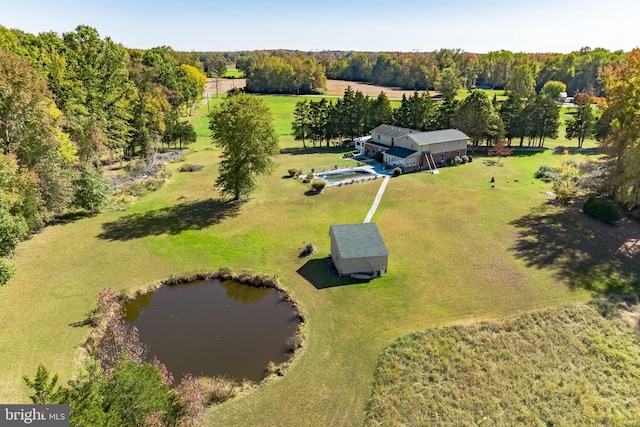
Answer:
[599,49,640,209]
[488,140,514,163]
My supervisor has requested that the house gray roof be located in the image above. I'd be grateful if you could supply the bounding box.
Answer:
[330,223,389,259]
[370,124,417,139]
[406,129,469,146]
[385,147,417,158]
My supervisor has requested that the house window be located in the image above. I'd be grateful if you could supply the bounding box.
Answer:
[457,151,460,156]
[443,142,446,148]
[377,135,380,140]
[441,153,445,160]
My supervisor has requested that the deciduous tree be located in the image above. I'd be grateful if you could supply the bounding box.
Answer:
[566,105,595,148]
[599,49,640,209]
[209,95,279,200]
[541,80,567,100]
[506,64,536,97]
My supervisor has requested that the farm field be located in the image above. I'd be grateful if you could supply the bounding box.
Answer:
[1,94,636,426]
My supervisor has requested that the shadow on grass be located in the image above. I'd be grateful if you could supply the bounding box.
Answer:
[482,159,504,167]
[552,147,601,156]
[297,257,368,289]
[97,198,242,241]
[49,210,97,226]
[279,146,353,155]
[510,200,640,296]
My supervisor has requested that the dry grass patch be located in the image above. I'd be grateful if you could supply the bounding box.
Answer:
[366,299,640,427]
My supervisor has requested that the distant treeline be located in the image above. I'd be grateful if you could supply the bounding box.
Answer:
[202,48,626,96]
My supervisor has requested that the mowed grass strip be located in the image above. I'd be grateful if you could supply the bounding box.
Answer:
[365,300,640,426]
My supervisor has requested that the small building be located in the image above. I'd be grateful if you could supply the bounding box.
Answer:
[364,124,469,172]
[329,223,388,278]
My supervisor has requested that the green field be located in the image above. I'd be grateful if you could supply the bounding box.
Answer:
[366,301,640,426]
[223,66,244,78]
[0,94,633,426]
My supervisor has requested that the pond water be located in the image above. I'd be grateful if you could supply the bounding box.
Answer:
[123,279,300,382]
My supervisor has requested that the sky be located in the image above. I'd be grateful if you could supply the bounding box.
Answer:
[1,0,639,53]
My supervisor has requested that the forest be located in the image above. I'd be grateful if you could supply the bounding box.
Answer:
[0,25,206,284]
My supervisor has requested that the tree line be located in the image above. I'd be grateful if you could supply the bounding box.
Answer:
[291,87,562,149]
[206,47,625,96]
[0,25,206,284]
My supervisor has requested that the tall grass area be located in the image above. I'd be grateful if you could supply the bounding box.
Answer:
[365,300,640,426]
[0,93,630,426]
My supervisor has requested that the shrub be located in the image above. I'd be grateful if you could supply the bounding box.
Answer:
[534,165,558,182]
[447,158,456,167]
[178,164,204,172]
[299,242,316,258]
[287,168,298,177]
[0,259,16,286]
[583,195,622,225]
[73,166,112,212]
[392,167,402,177]
[454,156,463,166]
[461,155,469,163]
[311,180,326,192]
[302,174,313,184]
[115,179,163,198]
[467,155,473,162]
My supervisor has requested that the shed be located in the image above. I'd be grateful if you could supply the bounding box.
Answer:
[329,223,389,278]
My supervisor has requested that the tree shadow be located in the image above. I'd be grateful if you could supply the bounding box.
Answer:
[510,150,545,157]
[97,198,243,241]
[552,147,602,156]
[49,210,97,226]
[296,257,368,289]
[482,159,504,167]
[279,147,353,155]
[510,201,640,296]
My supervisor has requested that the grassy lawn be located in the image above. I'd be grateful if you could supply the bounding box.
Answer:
[0,94,634,426]
[365,300,640,426]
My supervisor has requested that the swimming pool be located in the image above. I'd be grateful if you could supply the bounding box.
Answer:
[316,168,378,185]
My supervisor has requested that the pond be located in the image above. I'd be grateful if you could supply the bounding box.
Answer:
[123,279,300,382]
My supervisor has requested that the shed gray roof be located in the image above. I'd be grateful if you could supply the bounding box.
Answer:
[385,147,417,158]
[330,223,389,259]
[370,124,416,139]
[406,129,469,146]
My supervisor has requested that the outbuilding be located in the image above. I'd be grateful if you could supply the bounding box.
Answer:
[329,223,389,278]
